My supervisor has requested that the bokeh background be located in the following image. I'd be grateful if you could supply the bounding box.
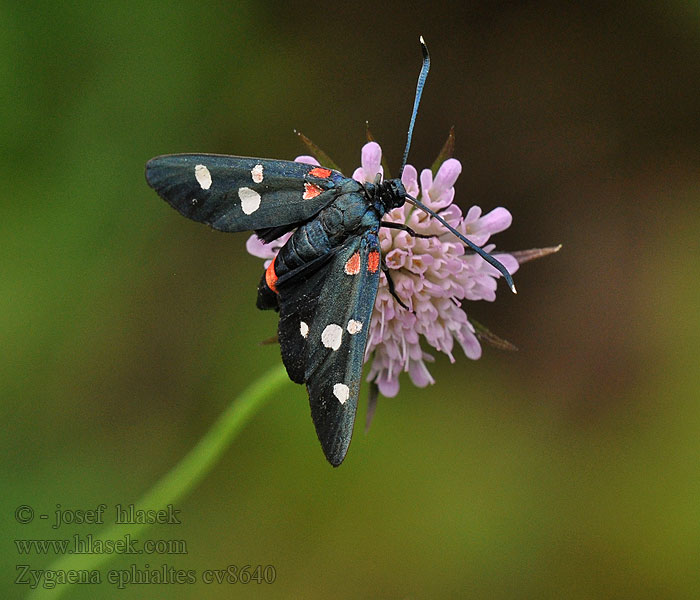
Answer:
[3,1,700,598]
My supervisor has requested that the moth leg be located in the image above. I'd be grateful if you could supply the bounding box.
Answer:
[381,259,412,312]
[380,221,435,239]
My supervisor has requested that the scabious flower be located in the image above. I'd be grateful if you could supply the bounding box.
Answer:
[246,142,520,397]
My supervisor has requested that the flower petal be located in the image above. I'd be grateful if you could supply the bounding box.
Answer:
[401,164,420,197]
[493,253,520,275]
[351,167,365,181]
[376,369,400,397]
[419,169,433,205]
[457,325,482,360]
[464,205,482,224]
[360,142,383,182]
[408,359,435,387]
[294,155,320,166]
[245,234,272,259]
[432,158,462,195]
[478,207,512,235]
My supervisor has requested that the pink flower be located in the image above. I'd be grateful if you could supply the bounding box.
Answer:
[247,143,519,397]
[356,144,518,396]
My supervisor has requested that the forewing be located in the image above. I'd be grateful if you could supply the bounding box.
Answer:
[276,230,382,466]
[145,154,341,232]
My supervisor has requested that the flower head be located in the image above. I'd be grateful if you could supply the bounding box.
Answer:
[247,142,520,397]
[355,143,518,396]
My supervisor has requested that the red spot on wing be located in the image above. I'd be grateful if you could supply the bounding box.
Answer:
[265,257,279,293]
[344,252,361,275]
[303,182,322,200]
[368,251,380,273]
[308,167,332,178]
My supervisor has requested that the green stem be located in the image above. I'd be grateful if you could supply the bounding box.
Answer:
[28,363,289,600]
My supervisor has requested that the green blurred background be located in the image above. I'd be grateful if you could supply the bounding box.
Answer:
[3,1,700,598]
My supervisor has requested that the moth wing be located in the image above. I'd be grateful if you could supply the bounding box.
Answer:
[146,154,342,232]
[276,229,382,466]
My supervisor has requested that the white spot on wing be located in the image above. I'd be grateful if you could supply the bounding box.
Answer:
[333,383,350,405]
[238,187,261,215]
[300,321,309,338]
[347,320,363,335]
[194,164,212,190]
[251,163,264,183]
[321,323,343,351]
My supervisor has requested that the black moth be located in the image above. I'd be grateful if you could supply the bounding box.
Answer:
[146,38,515,466]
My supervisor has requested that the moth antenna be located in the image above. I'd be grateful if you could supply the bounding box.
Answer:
[399,36,430,178]
[405,194,517,294]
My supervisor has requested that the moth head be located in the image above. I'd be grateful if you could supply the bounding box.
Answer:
[379,178,407,212]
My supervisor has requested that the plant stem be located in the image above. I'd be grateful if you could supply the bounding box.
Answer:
[28,363,289,600]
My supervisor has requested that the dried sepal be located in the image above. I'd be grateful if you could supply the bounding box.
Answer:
[365,381,380,433]
[510,245,562,264]
[430,126,455,176]
[470,319,518,351]
[295,131,342,172]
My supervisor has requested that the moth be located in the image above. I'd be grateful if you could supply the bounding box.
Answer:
[146,39,515,466]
